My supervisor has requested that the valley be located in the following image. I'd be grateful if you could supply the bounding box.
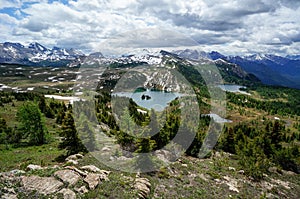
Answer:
[0,48,299,198]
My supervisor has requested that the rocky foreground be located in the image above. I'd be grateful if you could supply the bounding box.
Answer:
[0,153,151,199]
[0,152,299,199]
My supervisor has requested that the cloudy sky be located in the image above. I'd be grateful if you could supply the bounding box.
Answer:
[0,0,300,55]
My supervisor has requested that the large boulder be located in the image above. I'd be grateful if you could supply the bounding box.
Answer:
[57,188,76,199]
[83,170,110,190]
[54,170,81,186]
[84,173,101,190]
[80,165,110,182]
[64,166,88,177]
[21,176,63,195]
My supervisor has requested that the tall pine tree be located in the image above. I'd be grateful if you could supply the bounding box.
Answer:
[59,111,87,156]
[17,101,47,145]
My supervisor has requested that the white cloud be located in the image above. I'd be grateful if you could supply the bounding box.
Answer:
[0,0,299,55]
[0,0,19,9]
[0,13,18,24]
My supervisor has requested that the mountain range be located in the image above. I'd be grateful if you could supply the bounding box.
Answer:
[0,42,84,67]
[0,42,299,89]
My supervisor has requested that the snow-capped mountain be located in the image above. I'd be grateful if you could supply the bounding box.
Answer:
[0,42,84,66]
[0,42,299,89]
[169,49,300,89]
[223,53,300,89]
[286,55,300,60]
[71,49,169,68]
[172,49,209,60]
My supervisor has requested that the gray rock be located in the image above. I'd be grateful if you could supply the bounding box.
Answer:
[268,166,279,173]
[9,169,26,175]
[2,193,17,199]
[64,166,88,177]
[101,146,111,152]
[66,154,84,161]
[199,173,209,182]
[84,173,101,190]
[58,188,76,199]
[3,187,16,194]
[223,176,239,193]
[154,150,175,162]
[238,170,245,174]
[21,176,63,195]
[134,177,151,199]
[228,167,236,171]
[26,164,43,171]
[81,166,110,182]
[66,159,78,165]
[54,170,81,186]
[74,186,89,194]
[282,170,296,175]
[80,165,101,173]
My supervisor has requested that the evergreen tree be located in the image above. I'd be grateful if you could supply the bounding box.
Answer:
[17,101,47,145]
[271,120,283,149]
[135,137,156,153]
[56,109,66,124]
[149,109,159,136]
[219,127,235,154]
[78,119,97,152]
[0,117,9,145]
[120,107,137,137]
[59,111,87,155]
[39,97,54,118]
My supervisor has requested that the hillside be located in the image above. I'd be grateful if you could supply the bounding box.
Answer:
[1,42,300,89]
[0,53,299,198]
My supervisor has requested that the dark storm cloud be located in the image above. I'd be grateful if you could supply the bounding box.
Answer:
[278,0,300,9]
[157,12,242,31]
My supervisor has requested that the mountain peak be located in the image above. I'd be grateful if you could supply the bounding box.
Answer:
[172,49,208,60]
[3,42,25,49]
[28,42,48,52]
[208,51,226,60]
[88,52,104,58]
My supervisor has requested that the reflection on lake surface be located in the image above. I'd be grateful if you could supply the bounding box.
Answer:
[113,89,181,111]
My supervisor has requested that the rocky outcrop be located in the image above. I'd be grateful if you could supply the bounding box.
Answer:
[54,170,81,186]
[21,176,64,195]
[134,177,151,199]
[74,186,89,194]
[58,188,76,199]
[65,166,88,177]
[2,193,17,199]
[80,165,101,173]
[84,173,102,190]
[0,151,114,198]
[65,153,84,165]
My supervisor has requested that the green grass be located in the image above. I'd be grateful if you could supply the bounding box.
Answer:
[0,96,65,172]
[0,141,65,172]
